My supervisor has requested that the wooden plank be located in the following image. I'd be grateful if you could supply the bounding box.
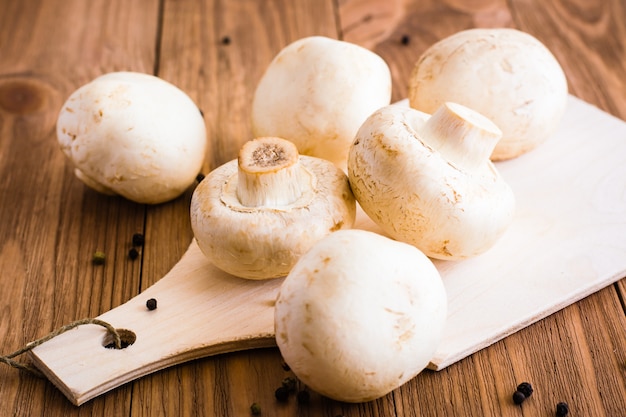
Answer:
[339,0,515,102]
[0,0,159,416]
[508,0,626,118]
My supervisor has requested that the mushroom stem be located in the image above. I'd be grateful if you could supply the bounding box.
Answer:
[421,102,502,171]
[237,137,310,207]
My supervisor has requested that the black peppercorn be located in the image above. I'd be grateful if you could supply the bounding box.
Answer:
[221,36,231,45]
[281,376,297,393]
[146,298,157,310]
[250,402,261,415]
[401,34,410,45]
[128,247,139,260]
[512,390,526,405]
[555,402,569,416]
[132,233,145,247]
[296,390,310,404]
[517,382,533,398]
[274,386,290,402]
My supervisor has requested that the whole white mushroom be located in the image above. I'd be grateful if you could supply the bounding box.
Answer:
[57,71,207,204]
[275,229,447,403]
[408,28,568,160]
[251,36,392,168]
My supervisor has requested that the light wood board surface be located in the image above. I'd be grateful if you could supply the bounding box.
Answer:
[31,95,626,405]
[429,95,626,369]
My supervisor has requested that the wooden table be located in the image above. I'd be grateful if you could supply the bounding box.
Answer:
[1,0,625,416]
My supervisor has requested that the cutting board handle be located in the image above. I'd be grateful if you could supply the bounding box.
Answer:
[30,239,283,406]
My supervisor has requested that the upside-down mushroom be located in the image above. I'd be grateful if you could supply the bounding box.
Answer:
[190,137,356,280]
[348,102,515,260]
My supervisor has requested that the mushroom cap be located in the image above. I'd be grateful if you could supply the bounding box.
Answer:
[190,155,356,280]
[408,28,568,160]
[57,71,207,204]
[348,104,515,260]
[275,229,447,403]
[251,36,392,167]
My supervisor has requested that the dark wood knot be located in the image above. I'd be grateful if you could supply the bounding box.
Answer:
[0,80,47,115]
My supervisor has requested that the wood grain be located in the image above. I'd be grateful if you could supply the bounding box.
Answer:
[1,0,625,416]
[31,241,284,405]
[0,0,159,415]
[509,0,626,118]
[339,0,515,102]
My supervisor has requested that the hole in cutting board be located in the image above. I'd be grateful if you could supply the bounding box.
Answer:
[102,329,136,349]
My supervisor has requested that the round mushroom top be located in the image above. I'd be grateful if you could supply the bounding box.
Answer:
[57,71,207,204]
[408,28,568,160]
[251,36,392,167]
[274,229,447,402]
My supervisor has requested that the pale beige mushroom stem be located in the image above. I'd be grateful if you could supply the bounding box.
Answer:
[421,102,502,172]
[236,137,311,207]
[191,135,355,279]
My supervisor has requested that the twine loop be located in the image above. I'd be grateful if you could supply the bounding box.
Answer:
[0,318,122,377]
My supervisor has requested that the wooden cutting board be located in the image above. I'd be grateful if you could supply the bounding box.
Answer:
[31,95,626,405]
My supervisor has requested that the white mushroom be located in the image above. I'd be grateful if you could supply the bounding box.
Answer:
[348,102,515,260]
[408,28,568,160]
[57,71,207,204]
[251,36,392,168]
[275,229,447,403]
[190,137,356,280]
